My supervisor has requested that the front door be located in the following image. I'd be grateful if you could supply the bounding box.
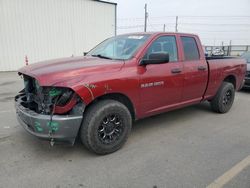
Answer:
[139,35,184,116]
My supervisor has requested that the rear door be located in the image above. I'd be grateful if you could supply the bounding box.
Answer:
[180,36,208,103]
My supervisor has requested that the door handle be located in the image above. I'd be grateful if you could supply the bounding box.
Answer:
[198,66,206,71]
[171,68,182,74]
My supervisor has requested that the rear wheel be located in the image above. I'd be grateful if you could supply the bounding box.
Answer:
[210,82,235,113]
[80,100,132,154]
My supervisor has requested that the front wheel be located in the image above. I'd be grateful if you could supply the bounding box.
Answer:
[80,100,132,155]
[210,82,235,113]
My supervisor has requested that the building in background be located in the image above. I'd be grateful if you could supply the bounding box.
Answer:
[0,0,117,71]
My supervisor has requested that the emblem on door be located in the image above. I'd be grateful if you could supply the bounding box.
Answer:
[141,81,164,88]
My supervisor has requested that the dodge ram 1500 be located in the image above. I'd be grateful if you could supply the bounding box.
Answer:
[15,32,246,154]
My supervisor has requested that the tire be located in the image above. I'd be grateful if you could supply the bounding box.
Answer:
[210,82,235,113]
[80,100,132,155]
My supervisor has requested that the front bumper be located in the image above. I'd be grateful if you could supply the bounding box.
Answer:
[15,94,83,144]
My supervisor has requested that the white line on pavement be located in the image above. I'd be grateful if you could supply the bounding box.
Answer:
[207,155,250,188]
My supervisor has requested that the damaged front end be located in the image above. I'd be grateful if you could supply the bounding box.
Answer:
[15,74,85,145]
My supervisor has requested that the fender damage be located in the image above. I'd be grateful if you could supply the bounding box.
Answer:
[15,74,86,145]
[15,56,124,145]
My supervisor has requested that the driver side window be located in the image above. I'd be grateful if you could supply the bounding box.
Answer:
[143,36,178,62]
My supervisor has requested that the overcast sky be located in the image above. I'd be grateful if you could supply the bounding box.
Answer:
[111,0,250,46]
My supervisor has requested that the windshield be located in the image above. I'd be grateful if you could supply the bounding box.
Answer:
[241,52,250,63]
[87,34,150,60]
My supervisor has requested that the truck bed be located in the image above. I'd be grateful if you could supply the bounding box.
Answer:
[204,57,246,100]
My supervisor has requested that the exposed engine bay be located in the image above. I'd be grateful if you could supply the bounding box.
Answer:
[15,73,85,145]
[18,73,85,115]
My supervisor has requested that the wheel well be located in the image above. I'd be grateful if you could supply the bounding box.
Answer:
[86,93,136,120]
[223,75,236,88]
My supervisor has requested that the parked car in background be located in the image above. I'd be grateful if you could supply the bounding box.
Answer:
[241,51,250,89]
[211,48,224,56]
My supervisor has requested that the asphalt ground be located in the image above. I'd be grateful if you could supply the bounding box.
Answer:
[0,72,250,188]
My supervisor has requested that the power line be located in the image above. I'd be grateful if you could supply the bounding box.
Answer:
[117,25,144,29]
[117,23,176,30]
[175,16,250,18]
[118,15,250,21]
[116,15,250,45]
[179,23,250,26]
[177,26,250,32]
[117,24,250,32]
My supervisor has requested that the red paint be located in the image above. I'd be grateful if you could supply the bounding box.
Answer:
[18,33,247,119]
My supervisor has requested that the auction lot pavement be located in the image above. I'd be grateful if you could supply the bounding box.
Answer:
[0,72,250,188]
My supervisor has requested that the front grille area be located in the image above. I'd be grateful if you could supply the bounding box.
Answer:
[21,74,60,114]
[22,75,43,113]
[19,74,77,115]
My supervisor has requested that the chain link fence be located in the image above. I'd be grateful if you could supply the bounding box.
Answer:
[205,45,250,56]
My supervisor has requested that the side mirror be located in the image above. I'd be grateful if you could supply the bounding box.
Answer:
[83,52,88,56]
[140,53,169,65]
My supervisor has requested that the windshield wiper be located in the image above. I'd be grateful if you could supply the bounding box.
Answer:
[91,54,112,60]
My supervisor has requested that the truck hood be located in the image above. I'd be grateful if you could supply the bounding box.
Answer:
[18,56,124,86]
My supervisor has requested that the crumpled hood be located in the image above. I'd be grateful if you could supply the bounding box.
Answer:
[18,56,124,86]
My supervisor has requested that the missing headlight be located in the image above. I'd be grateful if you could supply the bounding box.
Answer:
[44,87,78,115]
[56,90,74,106]
[34,86,75,114]
[19,74,79,115]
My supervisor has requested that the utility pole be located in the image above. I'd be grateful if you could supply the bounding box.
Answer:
[144,4,148,32]
[229,40,232,56]
[175,16,178,32]
[163,24,166,32]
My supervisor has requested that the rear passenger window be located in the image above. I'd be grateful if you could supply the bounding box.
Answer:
[181,37,200,61]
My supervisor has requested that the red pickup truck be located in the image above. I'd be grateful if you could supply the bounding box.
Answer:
[15,32,246,154]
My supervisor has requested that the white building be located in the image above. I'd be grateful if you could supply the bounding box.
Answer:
[0,0,117,71]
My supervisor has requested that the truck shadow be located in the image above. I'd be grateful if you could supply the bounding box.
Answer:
[14,101,213,157]
[132,101,212,134]
[239,88,250,93]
